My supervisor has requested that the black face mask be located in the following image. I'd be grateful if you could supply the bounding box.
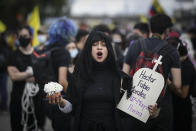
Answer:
[19,37,31,48]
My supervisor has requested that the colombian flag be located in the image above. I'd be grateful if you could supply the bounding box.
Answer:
[28,6,40,47]
[149,0,165,16]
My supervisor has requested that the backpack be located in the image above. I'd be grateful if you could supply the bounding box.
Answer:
[130,39,168,97]
[31,47,59,88]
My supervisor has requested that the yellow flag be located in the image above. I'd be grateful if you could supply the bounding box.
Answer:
[0,20,6,33]
[153,0,165,14]
[139,15,148,23]
[28,6,40,47]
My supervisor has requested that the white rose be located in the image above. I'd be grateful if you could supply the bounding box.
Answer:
[44,82,63,95]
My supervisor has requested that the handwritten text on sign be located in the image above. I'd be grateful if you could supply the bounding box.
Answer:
[117,56,165,123]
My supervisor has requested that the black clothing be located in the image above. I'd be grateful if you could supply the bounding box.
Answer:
[41,43,71,131]
[125,37,180,80]
[7,49,45,131]
[32,43,71,90]
[7,49,32,106]
[125,38,180,104]
[0,45,10,73]
[172,58,195,131]
[8,49,32,131]
[80,61,115,131]
[68,31,132,131]
[124,37,181,131]
[7,50,32,89]
[45,44,71,81]
[154,87,173,131]
[67,62,131,131]
[113,43,124,69]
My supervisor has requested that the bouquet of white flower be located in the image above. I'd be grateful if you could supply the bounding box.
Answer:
[44,82,63,95]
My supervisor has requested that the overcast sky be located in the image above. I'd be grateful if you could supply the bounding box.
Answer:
[70,0,196,16]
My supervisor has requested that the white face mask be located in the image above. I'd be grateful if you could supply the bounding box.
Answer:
[113,39,121,43]
[37,35,47,44]
[69,49,78,58]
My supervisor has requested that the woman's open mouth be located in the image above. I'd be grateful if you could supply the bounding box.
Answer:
[97,52,103,59]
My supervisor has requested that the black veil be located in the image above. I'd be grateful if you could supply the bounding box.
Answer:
[73,31,119,81]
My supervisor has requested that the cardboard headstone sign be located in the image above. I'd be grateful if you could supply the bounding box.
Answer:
[117,56,165,123]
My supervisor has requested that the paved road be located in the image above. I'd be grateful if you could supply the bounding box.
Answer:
[0,111,11,131]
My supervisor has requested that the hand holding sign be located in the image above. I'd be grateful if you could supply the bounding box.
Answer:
[117,55,165,123]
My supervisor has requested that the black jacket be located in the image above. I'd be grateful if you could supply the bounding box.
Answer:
[67,71,132,131]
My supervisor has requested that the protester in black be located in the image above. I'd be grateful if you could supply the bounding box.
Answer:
[46,31,158,131]
[38,17,76,131]
[67,31,132,131]
[172,46,193,131]
[168,37,194,131]
[7,26,45,131]
[123,14,181,131]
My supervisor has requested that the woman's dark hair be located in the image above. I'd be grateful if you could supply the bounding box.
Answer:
[73,31,119,81]
[75,29,89,42]
[112,28,121,35]
[178,43,188,57]
[92,24,111,35]
[134,22,150,36]
[167,37,188,57]
[112,28,127,50]
[18,25,33,36]
[150,14,173,34]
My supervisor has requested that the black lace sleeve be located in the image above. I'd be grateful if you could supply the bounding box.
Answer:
[120,71,133,99]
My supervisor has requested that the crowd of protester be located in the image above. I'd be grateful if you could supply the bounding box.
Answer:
[0,14,196,131]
